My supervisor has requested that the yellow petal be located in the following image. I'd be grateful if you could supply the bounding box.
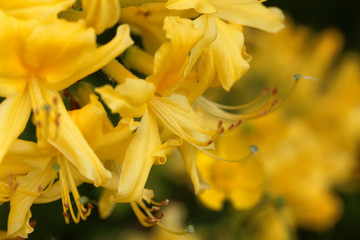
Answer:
[179,143,209,195]
[212,0,285,33]
[166,0,217,14]
[96,118,140,161]
[82,0,120,34]
[30,86,111,186]
[210,18,250,91]
[0,11,32,82]
[0,0,74,20]
[98,189,116,219]
[185,14,217,75]
[119,4,169,54]
[115,108,161,202]
[23,19,97,84]
[96,78,155,118]
[153,138,183,165]
[146,16,203,96]
[68,94,107,150]
[7,160,56,238]
[57,24,133,90]
[0,90,31,164]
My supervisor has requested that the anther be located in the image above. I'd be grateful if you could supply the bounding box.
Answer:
[219,127,225,136]
[8,172,13,187]
[63,212,70,218]
[30,220,37,228]
[151,206,161,211]
[53,97,58,105]
[161,199,169,206]
[227,124,234,130]
[207,140,213,145]
[87,203,94,209]
[271,99,279,108]
[235,119,243,127]
[13,182,19,190]
[38,185,43,194]
[156,213,164,220]
[217,120,223,128]
[262,87,270,95]
[272,87,278,95]
[64,203,69,208]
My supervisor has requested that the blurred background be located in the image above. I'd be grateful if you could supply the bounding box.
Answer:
[1,0,360,239]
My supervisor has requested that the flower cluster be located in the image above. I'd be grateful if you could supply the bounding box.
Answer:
[0,0,285,238]
[193,21,360,239]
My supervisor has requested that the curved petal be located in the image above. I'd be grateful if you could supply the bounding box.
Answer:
[166,0,217,14]
[210,18,250,91]
[212,1,285,33]
[0,90,31,164]
[52,24,133,91]
[0,0,74,21]
[7,160,56,238]
[24,19,97,84]
[29,84,112,186]
[179,143,209,195]
[146,16,203,96]
[0,11,32,81]
[114,108,161,202]
[96,78,155,118]
[82,0,120,34]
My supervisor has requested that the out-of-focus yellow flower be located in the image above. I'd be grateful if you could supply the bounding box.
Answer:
[196,130,265,211]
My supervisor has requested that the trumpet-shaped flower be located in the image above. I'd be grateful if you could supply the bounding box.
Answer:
[0,12,133,185]
[166,0,284,33]
[96,16,227,202]
[1,94,138,238]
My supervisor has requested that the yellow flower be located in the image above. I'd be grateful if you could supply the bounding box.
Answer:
[59,0,121,34]
[0,0,74,21]
[1,94,137,238]
[96,16,216,202]
[166,0,285,33]
[0,13,133,185]
[196,130,265,210]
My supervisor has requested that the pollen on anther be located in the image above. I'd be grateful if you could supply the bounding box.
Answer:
[161,199,170,206]
[272,87,278,95]
[235,119,243,127]
[63,212,70,218]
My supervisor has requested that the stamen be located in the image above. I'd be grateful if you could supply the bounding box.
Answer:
[196,144,259,163]
[293,74,320,82]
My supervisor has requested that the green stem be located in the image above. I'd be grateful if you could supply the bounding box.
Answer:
[119,0,167,8]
